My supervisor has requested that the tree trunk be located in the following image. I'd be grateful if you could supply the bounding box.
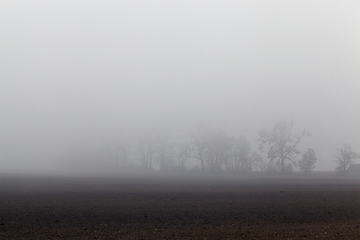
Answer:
[200,155,205,172]
[280,156,285,174]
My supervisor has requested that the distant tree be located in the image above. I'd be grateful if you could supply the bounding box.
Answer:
[137,133,157,170]
[178,142,193,170]
[232,136,252,172]
[298,148,317,174]
[227,136,262,173]
[191,123,208,172]
[192,124,237,173]
[248,151,263,172]
[156,128,172,171]
[258,120,311,174]
[204,130,231,173]
[109,135,130,168]
[334,144,359,174]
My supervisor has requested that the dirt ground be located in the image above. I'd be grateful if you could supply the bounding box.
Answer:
[0,173,359,239]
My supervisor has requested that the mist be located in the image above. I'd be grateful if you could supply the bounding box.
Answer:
[1,1,359,173]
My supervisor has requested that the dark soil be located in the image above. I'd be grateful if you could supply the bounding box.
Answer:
[0,173,359,239]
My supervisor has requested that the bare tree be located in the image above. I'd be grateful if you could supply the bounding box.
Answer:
[191,123,208,172]
[156,128,172,171]
[231,136,251,172]
[228,136,262,173]
[298,148,317,174]
[334,144,359,174]
[178,142,193,170]
[225,137,237,172]
[109,135,130,168]
[137,133,156,170]
[204,130,231,173]
[248,151,263,172]
[258,120,310,174]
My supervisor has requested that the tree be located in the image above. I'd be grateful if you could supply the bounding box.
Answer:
[298,148,317,174]
[156,128,172,171]
[228,136,252,172]
[192,124,236,173]
[226,136,262,173]
[191,123,208,172]
[233,136,251,172]
[204,130,231,173]
[107,134,131,168]
[258,120,310,174]
[334,144,359,174]
[137,133,157,170]
[178,142,193,170]
[248,151,263,172]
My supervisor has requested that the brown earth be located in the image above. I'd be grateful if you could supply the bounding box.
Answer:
[0,173,359,239]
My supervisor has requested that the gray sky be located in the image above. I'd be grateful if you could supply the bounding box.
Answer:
[1,1,359,171]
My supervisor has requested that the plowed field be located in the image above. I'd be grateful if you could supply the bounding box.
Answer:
[0,173,359,239]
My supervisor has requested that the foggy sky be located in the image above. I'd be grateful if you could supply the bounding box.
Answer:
[1,1,359,171]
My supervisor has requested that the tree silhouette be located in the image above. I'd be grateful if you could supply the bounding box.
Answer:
[156,128,172,171]
[298,148,317,174]
[137,133,157,170]
[204,130,231,173]
[191,124,208,172]
[225,136,263,173]
[178,142,193,170]
[258,120,310,174]
[334,144,359,174]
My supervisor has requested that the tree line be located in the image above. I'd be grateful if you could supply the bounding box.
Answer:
[61,120,359,175]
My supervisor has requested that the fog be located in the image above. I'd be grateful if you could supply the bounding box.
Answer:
[1,1,359,173]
